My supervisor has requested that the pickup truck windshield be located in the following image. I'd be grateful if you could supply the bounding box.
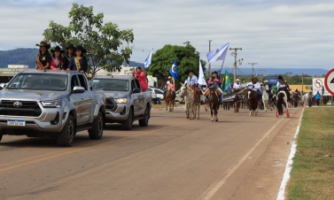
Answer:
[90,79,129,91]
[7,74,68,91]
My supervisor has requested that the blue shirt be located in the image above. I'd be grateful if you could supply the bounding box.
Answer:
[186,76,198,86]
[225,85,232,91]
[316,93,321,100]
[68,57,88,72]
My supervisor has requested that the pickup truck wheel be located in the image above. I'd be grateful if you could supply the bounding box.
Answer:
[0,134,2,142]
[139,107,150,127]
[57,115,75,147]
[122,108,133,130]
[89,111,104,139]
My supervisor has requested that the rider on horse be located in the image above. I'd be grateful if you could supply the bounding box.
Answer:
[233,79,243,92]
[207,71,223,104]
[163,76,175,99]
[185,70,201,103]
[264,80,273,100]
[277,75,291,101]
[251,77,262,100]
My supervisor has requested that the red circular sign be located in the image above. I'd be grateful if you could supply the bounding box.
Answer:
[314,79,323,89]
[324,68,334,96]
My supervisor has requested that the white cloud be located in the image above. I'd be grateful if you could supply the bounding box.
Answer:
[0,0,333,69]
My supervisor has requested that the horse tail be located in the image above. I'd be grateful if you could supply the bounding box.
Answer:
[277,92,284,115]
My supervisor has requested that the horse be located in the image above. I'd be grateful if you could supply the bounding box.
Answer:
[244,89,258,116]
[179,84,200,120]
[301,93,309,107]
[206,85,221,122]
[165,86,175,112]
[261,86,275,111]
[276,91,290,118]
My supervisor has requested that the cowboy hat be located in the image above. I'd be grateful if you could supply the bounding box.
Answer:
[236,79,240,82]
[264,80,268,83]
[168,76,172,79]
[75,45,86,54]
[36,41,50,49]
[187,70,195,74]
[51,46,64,54]
[278,75,284,80]
[66,44,75,50]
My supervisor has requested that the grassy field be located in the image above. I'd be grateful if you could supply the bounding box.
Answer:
[287,108,334,200]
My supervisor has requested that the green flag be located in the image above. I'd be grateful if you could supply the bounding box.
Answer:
[222,70,232,92]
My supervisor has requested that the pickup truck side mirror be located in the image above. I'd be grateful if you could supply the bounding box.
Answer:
[72,86,85,93]
[132,88,141,93]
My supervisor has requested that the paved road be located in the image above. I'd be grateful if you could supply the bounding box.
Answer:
[0,107,301,200]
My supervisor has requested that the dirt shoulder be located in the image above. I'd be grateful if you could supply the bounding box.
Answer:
[228,108,304,200]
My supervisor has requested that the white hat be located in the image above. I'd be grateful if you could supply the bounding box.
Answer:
[236,79,240,82]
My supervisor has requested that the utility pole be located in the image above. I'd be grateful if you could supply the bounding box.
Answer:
[229,47,242,82]
[301,73,304,94]
[208,40,212,77]
[248,63,258,77]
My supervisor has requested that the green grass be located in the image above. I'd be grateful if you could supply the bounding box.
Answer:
[287,108,334,200]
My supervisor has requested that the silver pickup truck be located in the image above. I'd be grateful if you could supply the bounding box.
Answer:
[0,70,106,147]
[90,76,151,130]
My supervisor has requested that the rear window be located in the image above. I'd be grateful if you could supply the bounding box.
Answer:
[90,79,129,91]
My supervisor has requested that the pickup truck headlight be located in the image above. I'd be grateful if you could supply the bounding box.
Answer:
[115,98,128,104]
[41,99,63,108]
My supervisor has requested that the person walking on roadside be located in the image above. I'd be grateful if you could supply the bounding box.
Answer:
[308,91,313,107]
[67,45,88,73]
[316,91,321,106]
[50,46,64,70]
[35,41,51,70]
[62,44,75,70]
[133,67,148,92]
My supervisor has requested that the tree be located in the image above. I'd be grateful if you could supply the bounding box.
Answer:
[148,44,206,86]
[43,3,134,76]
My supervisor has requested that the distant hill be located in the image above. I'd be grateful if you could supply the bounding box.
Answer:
[0,48,144,68]
[0,48,38,68]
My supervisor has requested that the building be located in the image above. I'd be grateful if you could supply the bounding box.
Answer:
[289,85,312,93]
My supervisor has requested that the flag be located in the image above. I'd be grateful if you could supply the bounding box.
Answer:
[144,49,153,68]
[222,70,232,92]
[198,61,207,86]
[169,60,179,80]
[207,43,229,64]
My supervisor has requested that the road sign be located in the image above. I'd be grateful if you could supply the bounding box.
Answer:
[324,69,334,96]
[312,77,329,96]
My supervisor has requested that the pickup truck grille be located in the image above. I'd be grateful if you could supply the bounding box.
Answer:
[106,98,117,111]
[0,100,42,117]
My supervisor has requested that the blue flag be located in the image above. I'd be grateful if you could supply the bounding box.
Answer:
[144,49,153,68]
[169,60,179,80]
[207,43,229,63]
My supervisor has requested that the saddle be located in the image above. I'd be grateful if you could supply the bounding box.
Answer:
[205,87,222,97]
[189,85,200,99]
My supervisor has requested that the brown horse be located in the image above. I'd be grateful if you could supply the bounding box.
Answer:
[206,86,221,122]
[244,89,258,116]
[165,86,175,112]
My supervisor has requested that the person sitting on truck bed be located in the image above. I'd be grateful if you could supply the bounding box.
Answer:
[67,45,88,73]
[133,67,148,91]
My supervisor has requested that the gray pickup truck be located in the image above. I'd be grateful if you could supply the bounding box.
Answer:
[90,76,151,130]
[0,70,106,147]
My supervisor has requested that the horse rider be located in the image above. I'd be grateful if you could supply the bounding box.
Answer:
[251,77,262,100]
[276,75,291,101]
[233,79,243,92]
[163,76,175,98]
[225,83,233,94]
[264,80,273,100]
[207,71,223,103]
[185,70,201,103]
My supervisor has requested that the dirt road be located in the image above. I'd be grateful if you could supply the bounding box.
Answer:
[0,108,302,200]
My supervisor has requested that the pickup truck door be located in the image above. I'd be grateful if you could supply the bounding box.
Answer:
[131,80,140,116]
[70,75,86,124]
[77,74,93,123]
[135,80,145,115]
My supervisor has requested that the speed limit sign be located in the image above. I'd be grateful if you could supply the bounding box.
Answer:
[324,68,334,96]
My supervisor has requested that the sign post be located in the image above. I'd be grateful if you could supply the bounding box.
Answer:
[324,69,334,97]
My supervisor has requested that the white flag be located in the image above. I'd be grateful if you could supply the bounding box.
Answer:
[198,61,207,86]
[207,43,229,64]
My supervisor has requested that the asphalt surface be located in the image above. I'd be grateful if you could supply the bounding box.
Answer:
[0,107,301,200]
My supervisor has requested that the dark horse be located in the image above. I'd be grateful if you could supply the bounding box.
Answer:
[244,89,258,116]
[207,85,221,122]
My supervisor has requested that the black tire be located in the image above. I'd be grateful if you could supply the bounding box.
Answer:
[122,108,133,130]
[88,111,104,140]
[139,107,150,127]
[57,115,75,147]
[0,134,3,142]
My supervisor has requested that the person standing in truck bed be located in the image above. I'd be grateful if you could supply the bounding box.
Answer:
[67,45,88,73]
[133,67,148,91]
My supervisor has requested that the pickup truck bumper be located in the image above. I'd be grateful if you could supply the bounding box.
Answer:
[105,104,129,122]
[0,107,68,137]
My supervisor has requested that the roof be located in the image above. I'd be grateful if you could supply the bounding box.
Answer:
[93,75,134,81]
[19,69,80,75]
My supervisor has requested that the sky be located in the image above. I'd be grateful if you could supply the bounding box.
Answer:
[0,0,334,71]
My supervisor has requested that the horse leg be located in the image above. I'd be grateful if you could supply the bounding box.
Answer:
[215,108,218,122]
[210,107,213,122]
[275,109,279,118]
[197,104,200,119]
[286,109,290,118]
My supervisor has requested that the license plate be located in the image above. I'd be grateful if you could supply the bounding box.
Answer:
[7,120,26,126]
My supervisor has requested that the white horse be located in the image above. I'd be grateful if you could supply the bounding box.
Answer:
[179,84,200,120]
[276,91,290,118]
[301,93,309,107]
[261,86,275,111]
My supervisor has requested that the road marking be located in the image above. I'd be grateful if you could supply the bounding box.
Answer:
[0,120,191,173]
[198,118,284,200]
